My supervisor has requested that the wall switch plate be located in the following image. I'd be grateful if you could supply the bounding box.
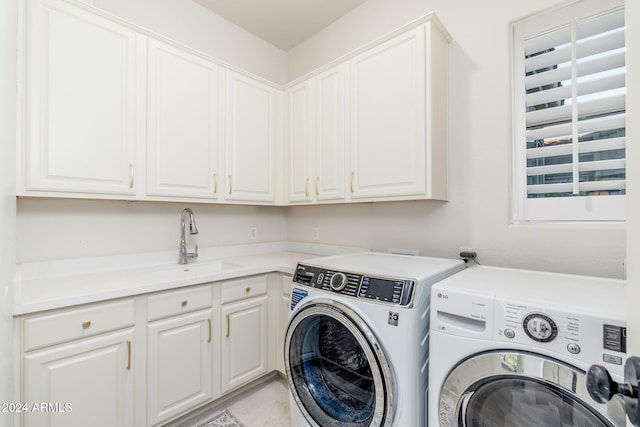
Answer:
[311,227,320,241]
[249,226,258,240]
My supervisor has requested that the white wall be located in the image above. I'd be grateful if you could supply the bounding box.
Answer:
[285,0,627,278]
[0,0,17,424]
[17,199,287,262]
[92,0,288,85]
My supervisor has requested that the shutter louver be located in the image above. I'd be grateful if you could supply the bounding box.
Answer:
[521,6,625,205]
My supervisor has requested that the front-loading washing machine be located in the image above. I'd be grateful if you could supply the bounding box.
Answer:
[429,265,628,427]
[284,252,465,427]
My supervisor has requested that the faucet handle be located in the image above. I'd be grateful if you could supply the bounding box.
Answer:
[194,245,198,258]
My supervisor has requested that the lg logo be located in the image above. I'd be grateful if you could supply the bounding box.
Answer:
[437,293,449,299]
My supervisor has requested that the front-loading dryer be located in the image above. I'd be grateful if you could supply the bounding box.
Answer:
[429,266,628,427]
[284,252,465,427]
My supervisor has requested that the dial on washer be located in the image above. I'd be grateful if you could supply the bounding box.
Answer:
[330,272,348,291]
[523,313,558,342]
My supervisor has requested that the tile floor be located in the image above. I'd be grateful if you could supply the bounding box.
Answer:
[172,375,291,427]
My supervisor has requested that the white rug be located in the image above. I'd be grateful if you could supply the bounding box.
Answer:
[198,409,245,427]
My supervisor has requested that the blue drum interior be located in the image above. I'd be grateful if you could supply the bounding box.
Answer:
[289,314,377,426]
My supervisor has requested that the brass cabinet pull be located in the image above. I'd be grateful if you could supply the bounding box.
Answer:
[228,176,233,195]
[207,318,212,343]
[245,287,251,293]
[82,321,91,329]
[181,299,188,307]
[226,314,230,338]
[350,172,355,193]
[305,178,309,197]
[213,173,218,194]
[129,163,135,189]
[315,176,320,196]
[126,340,131,370]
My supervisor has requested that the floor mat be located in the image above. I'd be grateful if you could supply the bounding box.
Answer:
[198,409,246,427]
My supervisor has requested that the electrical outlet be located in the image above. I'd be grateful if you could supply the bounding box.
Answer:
[311,227,320,241]
[249,226,258,240]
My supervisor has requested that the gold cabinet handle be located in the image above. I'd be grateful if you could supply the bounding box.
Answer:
[181,299,188,307]
[228,176,233,195]
[305,178,309,197]
[82,321,91,329]
[226,314,230,337]
[245,287,251,293]
[207,318,212,343]
[129,163,135,189]
[315,176,320,196]
[350,171,355,193]
[213,173,218,194]
[126,340,131,370]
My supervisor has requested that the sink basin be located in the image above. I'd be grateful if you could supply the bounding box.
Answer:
[153,261,242,278]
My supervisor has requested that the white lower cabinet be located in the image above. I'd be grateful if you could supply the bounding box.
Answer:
[21,300,136,427]
[277,274,292,375]
[146,284,215,426]
[18,274,280,427]
[220,276,269,393]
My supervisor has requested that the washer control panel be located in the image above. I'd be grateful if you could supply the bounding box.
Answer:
[293,263,414,306]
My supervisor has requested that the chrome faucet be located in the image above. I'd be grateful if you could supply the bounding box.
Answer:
[179,208,199,265]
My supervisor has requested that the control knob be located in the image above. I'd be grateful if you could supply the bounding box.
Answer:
[330,272,348,291]
[523,313,557,342]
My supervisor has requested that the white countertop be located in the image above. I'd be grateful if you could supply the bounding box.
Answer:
[14,242,368,315]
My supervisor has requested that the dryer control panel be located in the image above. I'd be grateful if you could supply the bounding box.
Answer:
[293,263,415,306]
[493,298,627,376]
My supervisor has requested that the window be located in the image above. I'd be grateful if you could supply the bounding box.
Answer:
[512,0,626,222]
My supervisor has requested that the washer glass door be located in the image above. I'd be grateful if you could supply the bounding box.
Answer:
[285,300,394,427]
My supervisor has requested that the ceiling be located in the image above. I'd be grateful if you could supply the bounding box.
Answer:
[194,0,368,51]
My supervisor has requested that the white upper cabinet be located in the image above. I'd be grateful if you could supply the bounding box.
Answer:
[21,0,141,197]
[287,80,314,203]
[225,72,278,203]
[19,0,449,205]
[286,64,346,204]
[350,26,426,199]
[315,65,347,201]
[349,22,450,201]
[146,40,223,200]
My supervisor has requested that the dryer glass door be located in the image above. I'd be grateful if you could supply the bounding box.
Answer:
[285,301,394,427]
[462,377,615,427]
[439,351,627,427]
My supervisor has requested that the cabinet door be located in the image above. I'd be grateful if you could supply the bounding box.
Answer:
[221,296,268,393]
[287,81,313,203]
[315,65,347,201]
[146,40,222,200]
[147,310,213,426]
[225,72,277,203]
[23,0,140,196]
[23,329,135,427]
[349,26,427,199]
[277,274,292,375]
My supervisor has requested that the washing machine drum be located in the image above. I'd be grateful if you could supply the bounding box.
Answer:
[285,300,394,427]
[438,351,627,427]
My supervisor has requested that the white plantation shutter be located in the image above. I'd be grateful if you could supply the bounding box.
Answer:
[513,0,626,222]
